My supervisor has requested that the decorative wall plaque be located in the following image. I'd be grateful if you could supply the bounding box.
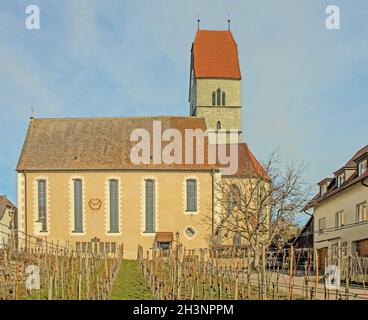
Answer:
[88,199,102,211]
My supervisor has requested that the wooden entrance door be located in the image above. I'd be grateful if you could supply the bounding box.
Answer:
[317,247,328,272]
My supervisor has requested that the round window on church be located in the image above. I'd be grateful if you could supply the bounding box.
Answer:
[184,226,196,239]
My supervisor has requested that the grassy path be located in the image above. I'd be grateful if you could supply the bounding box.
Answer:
[110,260,153,300]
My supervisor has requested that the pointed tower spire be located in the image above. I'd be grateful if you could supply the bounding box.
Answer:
[197,8,200,30]
[227,8,231,30]
[30,106,35,119]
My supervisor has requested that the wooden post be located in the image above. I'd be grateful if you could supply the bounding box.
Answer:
[261,245,266,300]
[48,275,53,300]
[288,246,294,300]
[78,273,82,300]
[356,252,366,295]
[234,277,239,300]
[247,249,251,299]
[315,250,319,297]
[345,255,351,300]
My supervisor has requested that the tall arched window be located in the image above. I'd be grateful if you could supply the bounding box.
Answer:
[233,232,242,246]
[212,91,216,106]
[145,179,155,232]
[73,179,83,233]
[109,179,119,233]
[227,184,240,216]
[37,179,47,232]
[216,121,221,131]
[186,179,197,212]
[216,88,221,106]
[222,91,226,106]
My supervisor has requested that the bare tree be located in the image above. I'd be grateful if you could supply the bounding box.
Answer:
[209,151,311,260]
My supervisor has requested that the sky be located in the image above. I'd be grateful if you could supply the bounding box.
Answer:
[0,0,367,220]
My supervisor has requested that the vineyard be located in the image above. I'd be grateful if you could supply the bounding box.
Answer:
[0,224,123,300]
[137,244,368,300]
[1,221,368,300]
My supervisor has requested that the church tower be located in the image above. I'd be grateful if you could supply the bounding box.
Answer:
[189,29,242,143]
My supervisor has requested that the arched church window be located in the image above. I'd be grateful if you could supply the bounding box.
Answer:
[216,121,221,131]
[227,184,241,216]
[222,91,226,106]
[37,179,47,232]
[233,232,242,246]
[212,91,216,106]
[186,179,197,212]
[145,179,155,233]
[73,179,83,233]
[109,179,119,233]
[216,88,221,106]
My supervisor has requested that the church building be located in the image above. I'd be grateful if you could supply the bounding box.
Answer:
[16,28,265,259]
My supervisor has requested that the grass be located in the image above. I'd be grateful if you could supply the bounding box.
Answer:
[110,260,153,300]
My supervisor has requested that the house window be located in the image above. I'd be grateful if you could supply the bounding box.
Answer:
[337,174,345,188]
[109,179,119,233]
[320,185,327,196]
[222,91,226,106]
[37,179,47,232]
[318,217,326,233]
[185,227,196,239]
[358,160,367,176]
[73,179,83,233]
[216,121,221,131]
[212,91,216,106]
[145,179,155,233]
[186,179,197,212]
[216,88,221,106]
[335,211,344,228]
[356,202,367,223]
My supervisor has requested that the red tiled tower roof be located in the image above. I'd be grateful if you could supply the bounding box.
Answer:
[192,30,242,79]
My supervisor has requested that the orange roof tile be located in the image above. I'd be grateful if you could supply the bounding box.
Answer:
[0,196,15,220]
[216,143,270,180]
[192,30,242,79]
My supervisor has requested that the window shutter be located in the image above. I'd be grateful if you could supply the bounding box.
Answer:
[145,180,155,232]
[109,180,119,233]
[74,179,83,232]
[186,180,197,211]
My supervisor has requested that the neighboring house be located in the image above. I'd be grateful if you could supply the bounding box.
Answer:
[306,145,368,265]
[293,216,314,251]
[292,216,314,269]
[0,196,16,248]
[16,28,267,259]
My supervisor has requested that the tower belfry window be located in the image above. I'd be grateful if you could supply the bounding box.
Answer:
[216,88,221,106]
[212,91,216,106]
[222,91,226,106]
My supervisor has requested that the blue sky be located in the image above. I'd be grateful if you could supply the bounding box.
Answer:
[1,0,367,215]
